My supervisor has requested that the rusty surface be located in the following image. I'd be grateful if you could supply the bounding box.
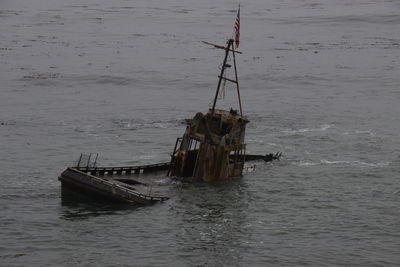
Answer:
[169,108,249,181]
[169,39,250,181]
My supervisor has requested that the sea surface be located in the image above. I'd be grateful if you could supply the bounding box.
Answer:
[0,0,399,266]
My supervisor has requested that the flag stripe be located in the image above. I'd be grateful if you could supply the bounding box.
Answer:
[234,6,240,48]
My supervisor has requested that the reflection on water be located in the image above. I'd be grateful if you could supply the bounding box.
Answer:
[60,186,137,220]
[172,178,251,265]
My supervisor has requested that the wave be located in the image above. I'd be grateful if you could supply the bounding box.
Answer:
[297,159,390,168]
[112,118,184,131]
[64,75,138,86]
[278,14,400,25]
[283,124,332,134]
[297,161,320,167]
[343,129,376,136]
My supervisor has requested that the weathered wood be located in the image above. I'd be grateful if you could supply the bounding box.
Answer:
[231,43,243,118]
[202,41,242,54]
[218,75,238,84]
[211,39,233,117]
[76,162,170,175]
[59,167,169,205]
[245,153,282,162]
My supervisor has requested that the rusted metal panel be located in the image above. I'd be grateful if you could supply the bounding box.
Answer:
[169,108,249,181]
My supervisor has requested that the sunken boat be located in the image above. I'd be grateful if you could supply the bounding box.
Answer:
[59,153,170,205]
[59,38,281,205]
[168,39,251,181]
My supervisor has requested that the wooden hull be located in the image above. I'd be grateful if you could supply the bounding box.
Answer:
[59,167,169,205]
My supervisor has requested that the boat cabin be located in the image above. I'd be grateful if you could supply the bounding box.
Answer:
[168,108,248,181]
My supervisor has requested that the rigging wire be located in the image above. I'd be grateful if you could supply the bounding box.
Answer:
[218,54,232,100]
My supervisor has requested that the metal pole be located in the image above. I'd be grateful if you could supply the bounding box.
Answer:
[77,153,83,167]
[211,39,234,116]
[86,153,92,171]
[93,153,98,168]
[232,43,243,118]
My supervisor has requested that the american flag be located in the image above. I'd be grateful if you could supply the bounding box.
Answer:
[234,5,240,48]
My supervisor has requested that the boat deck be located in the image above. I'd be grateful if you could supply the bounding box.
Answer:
[59,163,171,205]
[59,154,279,205]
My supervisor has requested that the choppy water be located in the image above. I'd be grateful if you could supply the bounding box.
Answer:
[1,0,399,266]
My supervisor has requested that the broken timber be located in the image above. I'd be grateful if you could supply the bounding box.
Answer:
[59,161,170,205]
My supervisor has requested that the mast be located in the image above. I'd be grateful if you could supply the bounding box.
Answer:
[231,42,243,118]
[207,39,243,118]
[211,39,233,117]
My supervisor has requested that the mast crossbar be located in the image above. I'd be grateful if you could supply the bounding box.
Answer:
[201,41,242,54]
[210,38,243,118]
[218,75,238,84]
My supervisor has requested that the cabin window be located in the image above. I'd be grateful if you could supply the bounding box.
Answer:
[221,122,232,136]
[180,135,190,151]
[229,150,236,163]
[209,117,220,134]
[240,127,246,143]
[182,138,199,177]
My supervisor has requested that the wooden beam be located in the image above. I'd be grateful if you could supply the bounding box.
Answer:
[218,75,238,84]
[232,43,243,118]
[202,41,242,54]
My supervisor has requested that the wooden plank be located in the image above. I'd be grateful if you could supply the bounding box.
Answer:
[202,41,242,54]
[218,75,238,84]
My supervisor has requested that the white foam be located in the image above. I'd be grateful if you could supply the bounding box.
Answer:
[153,122,167,129]
[343,129,376,136]
[283,124,333,134]
[297,161,320,166]
[297,159,390,168]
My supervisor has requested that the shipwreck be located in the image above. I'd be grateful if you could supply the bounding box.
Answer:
[59,38,281,205]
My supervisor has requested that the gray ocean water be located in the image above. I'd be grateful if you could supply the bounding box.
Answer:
[1,0,399,266]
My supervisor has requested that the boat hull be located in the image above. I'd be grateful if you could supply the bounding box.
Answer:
[59,167,169,205]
